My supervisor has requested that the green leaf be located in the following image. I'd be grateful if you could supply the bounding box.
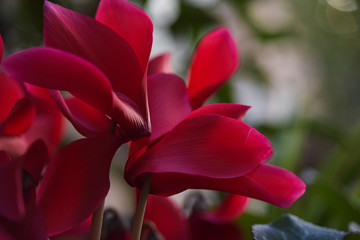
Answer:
[252,214,347,240]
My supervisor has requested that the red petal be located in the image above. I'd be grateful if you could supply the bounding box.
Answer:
[146,164,305,208]
[0,107,63,158]
[65,97,110,134]
[18,100,65,156]
[111,91,150,139]
[189,214,244,240]
[200,194,249,223]
[96,0,153,72]
[25,86,65,152]
[0,136,28,158]
[129,73,191,155]
[22,204,48,240]
[126,115,272,185]
[0,226,12,240]
[53,216,92,238]
[44,1,145,110]
[49,90,107,137]
[0,151,25,221]
[145,195,190,240]
[2,97,36,136]
[129,73,191,156]
[2,47,114,115]
[187,103,250,121]
[148,53,172,76]
[147,73,191,141]
[20,140,49,186]
[37,136,124,235]
[0,190,48,240]
[0,71,24,122]
[187,28,239,109]
[240,164,306,207]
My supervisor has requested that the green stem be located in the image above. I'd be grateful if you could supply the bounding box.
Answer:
[131,174,152,240]
[89,201,105,240]
[89,119,118,240]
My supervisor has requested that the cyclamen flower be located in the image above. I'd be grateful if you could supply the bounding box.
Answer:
[0,136,123,239]
[100,193,247,240]
[1,0,155,236]
[145,194,248,240]
[0,140,49,240]
[125,28,305,208]
[0,34,35,139]
[2,0,155,236]
[1,1,306,238]
[0,35,64,157]
[3,0,153,140]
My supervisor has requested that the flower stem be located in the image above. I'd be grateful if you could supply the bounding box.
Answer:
[89,119,118,240]
[131,174,152,240]
[89,201,105,240]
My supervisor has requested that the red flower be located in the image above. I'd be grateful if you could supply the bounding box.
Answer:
[144,195,190,240]
[0,35,64,157]
[37,136,124,235]
[0,140,50,240]
[144,194,247,240]
[0,35,35,138]
[2,0,153,140]
[0,136,123,238]
[1,1,154,236]
[125,28,305,208]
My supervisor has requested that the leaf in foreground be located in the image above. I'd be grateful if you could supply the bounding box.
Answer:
[252,214,357,240]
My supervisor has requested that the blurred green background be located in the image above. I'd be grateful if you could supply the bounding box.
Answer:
[1,0,360,238]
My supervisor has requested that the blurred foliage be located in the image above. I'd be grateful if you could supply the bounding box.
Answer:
[289,0,360,127]
[170,1,217,40]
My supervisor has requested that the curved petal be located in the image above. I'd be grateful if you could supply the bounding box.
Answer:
[112,91,150,139]
[53,216,92,238]
[21,140,49,186]
[22,115,63,156]
[21,204,48,240]
[0,136,28,158]
[200,194,249,223]
[2,47,114,116]
[95,0,153,72]
[0,34,3,62]
[1,97,36,136]
[49,90,107,137]
[0,71,24,122]
[65,97,110,134]
[0,151,25,221]
[0,109,62,158]
[148,53,172,76]
[147,73,192,141]
[0,226,12,240]
[145,195,190,240]
[187,103,250,121]
[0,191,48,240]
[187,28,239,109]
[44,1,145,110]
[239,164,306,207]
[129,73,192,155]
[25,85,65,152]
[189,214,244,240]
[37,136,124,235]
[125,115,272,185]
[145,164,305,208]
